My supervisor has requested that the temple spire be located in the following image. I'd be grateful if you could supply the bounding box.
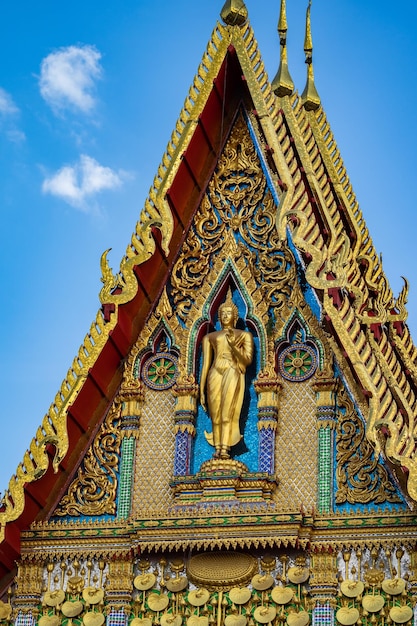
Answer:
[301,0,321,111]
[271,0,294,97]
[220,0,248,26]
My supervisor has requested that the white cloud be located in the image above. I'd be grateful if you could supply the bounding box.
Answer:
[39,45,102,114]
[6,129,26,143]
[42,154,124,211]
[0,87,19,116]
[0,88,25,143]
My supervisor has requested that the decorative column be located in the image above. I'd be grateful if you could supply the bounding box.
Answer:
[117,379,144,519]
[254,367,281,474]
[310,550,338,626]
[313,378,338,514]
[106,556,133,626]
[409,548,417,625]
[172,373,199,476]
[14,557,43,626]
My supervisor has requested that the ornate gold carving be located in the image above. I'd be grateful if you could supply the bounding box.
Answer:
[107,558,133,603]
[280,86,417,504]
[0,599,12,622]
[35,559,107,626]
[15,558,43,600]
[171,457,277,505]
[10,547,417,626]
[119,354,145,438]
[54,402,122,517]
[99,219,162,308]
[171,114,293,325]
[335,388,402,506]
[172,372,198,436]
[187,552,257,590]
[254,367,281,431]
[309,551,338,596]
[336,548,415,624]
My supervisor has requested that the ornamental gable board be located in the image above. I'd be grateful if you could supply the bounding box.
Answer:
[1,3,417,625]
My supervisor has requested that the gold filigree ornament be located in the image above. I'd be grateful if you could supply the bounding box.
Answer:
[165,575,188,592]
[335,607,360,626]
[225,616,247,626]
[335,387,401,506]
[171,113,292,325]
[340,580,364,598]
[54,401,122,517]
[389,605,413,624]
[285,610,310,626]
[287,565,309,585]
[134,572,157,591]
[251,573,274,591]
[361,594,385,613]
[187,617,208,626]
[43,589,65,607]
[83,612,105,626]
[270,586,293,605]
[147,593,169,612]
[188,588,210,606]
[82,587,104,605]
[161,614,182,626]
[0,601,12,621]
[39,616,60,626]
[228,587,251,605]
[381,577,406,595]
[62,600,84,617]
[254,605,277,624]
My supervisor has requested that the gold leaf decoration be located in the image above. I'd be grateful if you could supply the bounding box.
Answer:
[335,388,402,506]
[170,113,296,324]
[53,402,122,517]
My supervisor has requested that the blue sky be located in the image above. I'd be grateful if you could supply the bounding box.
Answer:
[0,0,416,493]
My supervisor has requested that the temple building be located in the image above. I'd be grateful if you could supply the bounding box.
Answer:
[1,1,417,625]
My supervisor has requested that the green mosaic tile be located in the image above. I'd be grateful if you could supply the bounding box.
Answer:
[118,437,136,518]
[318,427,332,514]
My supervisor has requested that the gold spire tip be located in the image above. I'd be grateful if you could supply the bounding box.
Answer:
[220,0,248,26]
[304,0,313,54]
[301,0,320,111]
[278,0,288,36]
[272,0,294,97]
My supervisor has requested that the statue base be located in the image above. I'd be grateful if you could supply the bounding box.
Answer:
[170,458,278,506]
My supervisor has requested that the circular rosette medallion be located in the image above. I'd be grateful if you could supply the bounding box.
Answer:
[142,353,178,390]
[279,344,317,382]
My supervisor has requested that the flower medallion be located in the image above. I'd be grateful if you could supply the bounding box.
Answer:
[142,353,178,390]
[279,344,317,382]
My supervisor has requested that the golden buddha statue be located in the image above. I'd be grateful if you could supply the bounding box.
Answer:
[200,290,254,459]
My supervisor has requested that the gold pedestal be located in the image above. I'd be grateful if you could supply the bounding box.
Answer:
[170,459,278,506]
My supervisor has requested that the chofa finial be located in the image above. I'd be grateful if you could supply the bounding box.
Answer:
[220,0,248,26]
[301,0,321,111]
[271,0,294,97]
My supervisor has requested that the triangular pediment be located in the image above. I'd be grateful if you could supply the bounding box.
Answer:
[48,111,406,530]
[2,5,417,606]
